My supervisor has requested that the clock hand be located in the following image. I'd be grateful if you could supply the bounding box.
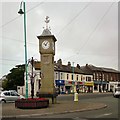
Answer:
[44,43,47,46]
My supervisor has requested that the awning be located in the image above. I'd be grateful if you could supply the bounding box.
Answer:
[94,80,108,85]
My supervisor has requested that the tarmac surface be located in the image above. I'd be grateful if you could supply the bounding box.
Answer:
[1,98,107,118]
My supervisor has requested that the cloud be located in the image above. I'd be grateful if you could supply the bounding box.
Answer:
[0,2,118,78]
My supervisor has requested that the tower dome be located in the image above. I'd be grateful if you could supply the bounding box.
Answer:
[41,28,51,36]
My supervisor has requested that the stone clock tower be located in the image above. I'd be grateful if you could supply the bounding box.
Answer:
[37,16,57,102]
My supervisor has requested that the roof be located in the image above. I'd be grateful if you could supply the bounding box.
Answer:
[87,64,102,71]
[81,64,120,73]
[101,67,119,73]
[33,61,88,74]
[41,28,51,36]
[54,64,85,74]
[80,66,93,75]
[33,62,120,74]
[37,28,57,42]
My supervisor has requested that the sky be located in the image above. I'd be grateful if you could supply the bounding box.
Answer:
[0,0,119,78]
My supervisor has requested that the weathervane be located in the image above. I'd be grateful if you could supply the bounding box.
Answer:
[45,16,50,29]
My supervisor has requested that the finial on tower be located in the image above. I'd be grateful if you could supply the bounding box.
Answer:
[41,16,51,36]
[45,16,50,29]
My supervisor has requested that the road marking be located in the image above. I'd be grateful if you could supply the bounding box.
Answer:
[73,117,88,120]
[96,113,112,118]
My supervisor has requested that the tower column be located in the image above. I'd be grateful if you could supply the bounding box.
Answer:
[37,16,57,103]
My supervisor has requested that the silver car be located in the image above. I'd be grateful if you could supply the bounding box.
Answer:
[0,90,25,103]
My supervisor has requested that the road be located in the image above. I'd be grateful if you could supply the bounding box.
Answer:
[1,93,119,120]
[33,93,119,119]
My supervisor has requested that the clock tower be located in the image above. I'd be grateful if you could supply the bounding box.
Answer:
[37,16,57,102]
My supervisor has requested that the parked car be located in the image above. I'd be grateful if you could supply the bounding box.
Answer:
[0,90,25,103]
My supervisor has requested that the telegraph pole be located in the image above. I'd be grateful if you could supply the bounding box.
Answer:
[31,57,34,98]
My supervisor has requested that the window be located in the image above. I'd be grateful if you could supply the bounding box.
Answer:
[56,72,58,79]
[61,73,63,80]
[72,74,73,80]
[96,73,99,80]
[77,75,78,81]
[93,73,95,80]
[11,92,19,96]
[88,77,91,81]
[4,92,10,96]
[67,74,69,80]
[81,76,83,81]
[107,75,108,81]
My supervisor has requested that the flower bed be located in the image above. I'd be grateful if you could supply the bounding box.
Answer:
[15,98,49,109]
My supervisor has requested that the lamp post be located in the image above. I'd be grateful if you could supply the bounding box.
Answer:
[18,1,28,98]
[72,62,76,93]
[72,62,78,102]
[72,62,74,88]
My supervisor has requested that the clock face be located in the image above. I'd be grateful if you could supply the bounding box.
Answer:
[42,40,50,49]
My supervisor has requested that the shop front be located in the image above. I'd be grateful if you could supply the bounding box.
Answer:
[77,81,85,93]
[84,82,94,93]
[94,80,108,93]
[55,80,65,94]
[65,81,75,94]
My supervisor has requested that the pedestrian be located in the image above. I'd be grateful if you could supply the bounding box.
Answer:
[76,88,79,94]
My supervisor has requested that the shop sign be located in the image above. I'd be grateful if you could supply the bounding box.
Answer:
[94,80,107,85]
[85,82,94,86]
[79,82,84,85]
[75,81,77,85]
[55,80,65,86]
[65,81,74,86]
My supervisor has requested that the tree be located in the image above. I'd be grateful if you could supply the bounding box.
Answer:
[3,64,25,90]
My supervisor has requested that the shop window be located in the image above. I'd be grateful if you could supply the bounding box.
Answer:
[94,85,97,91]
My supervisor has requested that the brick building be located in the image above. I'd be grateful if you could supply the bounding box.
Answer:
[81,64,120,92]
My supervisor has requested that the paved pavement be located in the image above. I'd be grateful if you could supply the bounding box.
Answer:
[2,98,107,118]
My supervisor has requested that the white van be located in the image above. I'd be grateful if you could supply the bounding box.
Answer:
[113,86,120,98]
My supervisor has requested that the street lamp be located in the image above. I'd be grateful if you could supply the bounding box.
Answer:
[18,1,28,98]
[72,62,76,93]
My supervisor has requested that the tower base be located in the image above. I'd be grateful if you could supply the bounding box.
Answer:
[36,92,58,104]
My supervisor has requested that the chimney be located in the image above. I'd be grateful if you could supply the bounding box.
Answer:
[76,64,80,69]
[57,59,62,67]
[68,61,71,67]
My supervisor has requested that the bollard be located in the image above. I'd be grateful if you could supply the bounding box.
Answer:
[74,92,78,102]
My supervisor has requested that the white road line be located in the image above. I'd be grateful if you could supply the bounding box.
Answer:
[95,113,112,118]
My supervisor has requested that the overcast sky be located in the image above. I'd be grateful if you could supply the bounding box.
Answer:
[0,0,119,78]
